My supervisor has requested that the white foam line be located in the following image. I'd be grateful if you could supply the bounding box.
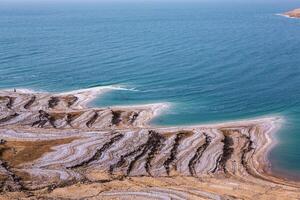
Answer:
[154,115,284,130]
[276,13,297,19]
[1,88,40,94]
[1,85,140,95]
[59,85,131,95]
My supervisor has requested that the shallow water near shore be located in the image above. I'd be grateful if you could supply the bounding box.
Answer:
[1,0,300,178]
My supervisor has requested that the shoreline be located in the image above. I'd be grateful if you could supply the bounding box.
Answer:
[279,8,300,19]
[276,13,298,19]
[1,87,300,199]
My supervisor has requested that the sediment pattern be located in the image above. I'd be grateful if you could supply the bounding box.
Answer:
[0,88,299,199]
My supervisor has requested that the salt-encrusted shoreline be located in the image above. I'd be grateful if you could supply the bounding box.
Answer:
[280,8,300,19]
[0,88,300,199]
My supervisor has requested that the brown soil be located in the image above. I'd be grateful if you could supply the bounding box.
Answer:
[0,137,78,167]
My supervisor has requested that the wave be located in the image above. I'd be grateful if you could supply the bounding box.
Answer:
[85,84,139,92]
[106,85,140,92]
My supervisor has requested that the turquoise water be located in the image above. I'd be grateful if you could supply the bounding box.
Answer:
[0,0,300,178]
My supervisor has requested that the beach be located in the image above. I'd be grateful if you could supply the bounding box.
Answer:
[1,88,300,199]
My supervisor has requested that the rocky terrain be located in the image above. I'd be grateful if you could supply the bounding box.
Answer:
[0,88,300,200]
[283,8,300,18]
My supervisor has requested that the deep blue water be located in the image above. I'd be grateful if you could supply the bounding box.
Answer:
[0,0,300,178]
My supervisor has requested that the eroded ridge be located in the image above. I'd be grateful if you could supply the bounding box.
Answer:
[0,88,299,200]
[0,89,161,130]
